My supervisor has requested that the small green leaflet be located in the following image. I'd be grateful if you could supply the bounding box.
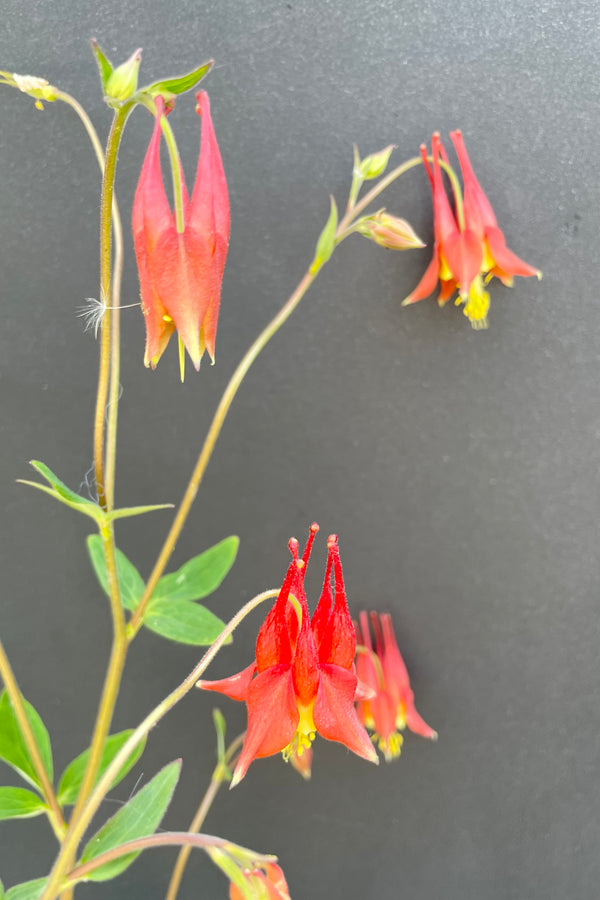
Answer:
[0,691,53,789]
[57,730,147,806]
[0,877,4,899]
[79,760,181,881]
[144,598,229,646]
[143,60,213,98]
[153,536,239,603]
[5,879,47,900]
[0,787,46,820]
[18,461,101,521]
[90,39,113,91]
[86,536,145,612]
[310,195,338,273]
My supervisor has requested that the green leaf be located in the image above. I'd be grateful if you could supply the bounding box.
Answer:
[0,691,53,789]
[143,60,213,98]
[108,502,173,522]
[57,730,147,806]
[153,536,239,604]
[18,461,103,523]
[0,787,46,820]
[144,598,229,646]
[0,877,4,899]
[79,760,181,881]
[90,39,113,91]
[5,879,47,900]
[86,535,145,612]
[310,195,338,273]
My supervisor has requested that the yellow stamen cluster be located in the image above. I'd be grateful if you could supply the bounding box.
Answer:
[458,273,490,329]
[282,701,316,761]
[373,730,404,762]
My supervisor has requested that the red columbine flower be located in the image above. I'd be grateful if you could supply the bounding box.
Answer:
[198,525,378,785]
[355,611,437,761]
[403,132,540,328]
[132,91,230,370]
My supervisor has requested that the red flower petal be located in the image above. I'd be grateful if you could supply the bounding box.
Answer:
[231,665,299,785]
[485,226,541,280]
[197,661,256,702]
[402,251,440,305]
[442,228,483,295]
[313,664,378,763]
[256,563,295,671]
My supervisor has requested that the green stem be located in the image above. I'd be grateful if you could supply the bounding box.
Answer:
[93,105,131,511]
[0,638,66,840]
[126,263,321,639]
[165,733,245,900]
[40,590,278,900]
[58,105,132,900]
[336,154,464,240]
[53,90,125,511]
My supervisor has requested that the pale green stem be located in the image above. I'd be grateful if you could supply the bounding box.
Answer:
[53,90,125,511]
[40,589,278,900]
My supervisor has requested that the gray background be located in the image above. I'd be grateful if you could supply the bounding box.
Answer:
[0,0,598,898]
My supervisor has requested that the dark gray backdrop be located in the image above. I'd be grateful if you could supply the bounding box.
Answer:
[1,1,599,898]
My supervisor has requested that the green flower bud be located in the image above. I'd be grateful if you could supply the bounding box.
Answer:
[358,144,395,180]
[105,48,142,102]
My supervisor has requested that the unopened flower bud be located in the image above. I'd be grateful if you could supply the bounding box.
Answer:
[358,211,425,251]
[358,144,395,180]
[105,48,142,102]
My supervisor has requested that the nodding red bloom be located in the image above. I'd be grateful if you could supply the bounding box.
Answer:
[403,131,540,329]
[132,91,230,370]
[198,525,378,785]
[355,611,437,761]
[230,863,291,900]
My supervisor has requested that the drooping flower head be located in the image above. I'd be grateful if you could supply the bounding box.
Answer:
[198,525,378,784]
[132,91,230,370]
[403,131,540,328]
[229,863,291,900]
[355,611,437,761]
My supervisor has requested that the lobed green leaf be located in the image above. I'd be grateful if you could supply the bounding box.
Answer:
[57,730,146,806]
[153,536,239,604]
[144,598,229,646]
[142,60,213,98]
[79,760,181,881]
[18,461,102,522]
[86,535,145,612]
[0,787,46,821]
[0,691,53,789]
[5,879,47,900]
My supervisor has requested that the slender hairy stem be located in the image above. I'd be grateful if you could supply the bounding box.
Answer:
[165,733,245,900]
[53,90,125,511]
[65,831,273,885]
[0,638,66,839]
[58,105,132,900]
[93,105,131,511]
[127,264,321,638]
[40,589,278,900]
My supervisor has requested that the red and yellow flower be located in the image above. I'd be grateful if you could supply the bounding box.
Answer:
[403,131,541,328]
[355,611,437,761]
[198,525,378,785]
[132,91,230,370]
[229,863,291,900]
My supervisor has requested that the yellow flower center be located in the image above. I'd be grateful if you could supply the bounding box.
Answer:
[373,730,404,762]
[456,274,490,329]
[282,700,316,761]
